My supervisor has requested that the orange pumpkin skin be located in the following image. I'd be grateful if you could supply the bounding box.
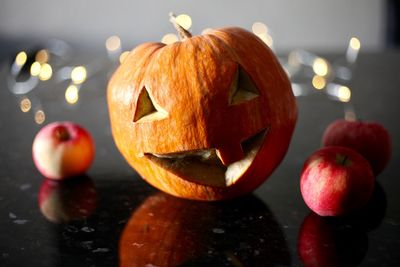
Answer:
[107,27,297,200]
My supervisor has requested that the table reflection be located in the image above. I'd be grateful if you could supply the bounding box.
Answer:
[298,182,386,267]
[120,192,290,267]
[38,175,97,223]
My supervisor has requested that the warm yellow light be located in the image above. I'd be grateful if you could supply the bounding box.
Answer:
[15,51,27,66]
[20,98,31,112]
[119,51,130,64]
[39,63,52,81]
[252,22,268,35]
[65,85,79,104]
[35,110,45,124]
[257,33,273,47]
[350,37,361,50]
[338,86,351,102]
[35,49,49,64]
[161,33,179,44]
[312,75,326,90]
[71,66,87,84]
[176,14,192,30]
[30,62,41,76]
[106,35,121,52]
[313,57,329,76]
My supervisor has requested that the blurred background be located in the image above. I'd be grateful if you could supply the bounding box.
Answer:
[1,0,399,53]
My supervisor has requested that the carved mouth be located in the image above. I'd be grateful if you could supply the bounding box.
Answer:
[144,128,268,187]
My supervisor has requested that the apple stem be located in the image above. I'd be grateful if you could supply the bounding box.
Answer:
[169,12,192,40]
[54,126,70,141]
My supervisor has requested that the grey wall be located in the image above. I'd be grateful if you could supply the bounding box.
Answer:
[0,0,385,52]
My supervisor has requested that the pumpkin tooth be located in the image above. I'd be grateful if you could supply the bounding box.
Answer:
[216,145,245,166]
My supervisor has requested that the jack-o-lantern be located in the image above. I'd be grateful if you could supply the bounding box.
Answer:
[107,17,297,200]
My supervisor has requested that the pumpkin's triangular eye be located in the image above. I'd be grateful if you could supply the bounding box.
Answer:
[133,87,168,122]
[229,67,259,105]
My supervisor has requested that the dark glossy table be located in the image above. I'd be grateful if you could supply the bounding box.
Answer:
[0,46,399,266]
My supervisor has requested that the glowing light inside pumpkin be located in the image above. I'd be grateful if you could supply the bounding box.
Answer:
[30,62,41,76]
[161,33,179,44]
[176,14,192,30]
[39,63,52,81]
[15,51,27,66]
[35,110,45,124]
[65,85,79,104]
[106,36,121,52]
[312,75,326,90]
[338,86,351,102]
[20,98,31,112]
[71,66,87,84]
[312,57,328,76]
[119,51,130,64]
[35,49,49,64]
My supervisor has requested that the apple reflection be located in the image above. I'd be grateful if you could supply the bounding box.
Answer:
[119,192,290,267]
[38,176,97,223]
[298,183,386,267]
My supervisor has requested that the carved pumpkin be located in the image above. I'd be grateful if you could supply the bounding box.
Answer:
[107,21,297,200]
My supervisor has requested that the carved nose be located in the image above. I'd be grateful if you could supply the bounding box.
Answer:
[216,143,245,166]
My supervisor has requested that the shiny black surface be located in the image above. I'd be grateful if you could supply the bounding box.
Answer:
[0,48,400,266]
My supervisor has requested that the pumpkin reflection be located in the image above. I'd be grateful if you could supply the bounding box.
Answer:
[38,176,97,223]
[119,192,290,267]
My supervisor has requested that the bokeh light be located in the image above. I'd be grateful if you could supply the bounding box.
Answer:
[15,51,27,67]
[312,75,326,90]
[312,57,329,76]
[252,22,268,35]
[35,110,45,124]
[350,37,361,50]
[35,49,49,64]
[161,33,179,44]
[176,14,192,30]
[119,51,130,64]
[338,86,351,102]
[39,63,52,81]
[20,98,31,112]
[106,36,121,52]
[71,66,87,84]
[30,62,41,76]
[65,85,79,104]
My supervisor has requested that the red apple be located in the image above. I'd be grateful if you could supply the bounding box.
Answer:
[32,121,95,179]
[322,119,391,175]
[38,176,97,223]
[300,146,374,216]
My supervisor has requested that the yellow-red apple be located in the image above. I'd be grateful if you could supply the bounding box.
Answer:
[32,121,95,179]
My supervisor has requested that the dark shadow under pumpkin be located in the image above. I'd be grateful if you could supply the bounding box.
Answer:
[144,128,268,187]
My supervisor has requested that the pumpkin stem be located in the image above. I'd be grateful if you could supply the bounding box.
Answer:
[169,12,192,40]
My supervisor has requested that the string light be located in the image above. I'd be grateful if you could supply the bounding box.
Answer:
[176,14,192,30]
[65,85,79,104]
[312,58,329,76]
[35,110,45,124]
[161,33,179,44]
[39,63,52,81]
[20,98,31,112]
[252,22,268,35]
[15,51,27,66]
[106,36,121,52]
[30,62,41,76]
[338,86,351,102]
[312,75,326,90]
[35,49,49,64]
[350,37,361,50]
[71,66,87,84]
[119,51,130,64]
